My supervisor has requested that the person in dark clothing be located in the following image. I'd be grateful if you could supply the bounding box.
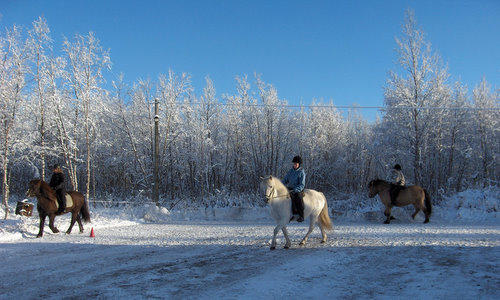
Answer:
[282,156,306,222]
[49,164,66,214]
[390,164,405,206]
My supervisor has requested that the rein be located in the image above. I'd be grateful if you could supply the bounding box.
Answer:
[265,186,289,202]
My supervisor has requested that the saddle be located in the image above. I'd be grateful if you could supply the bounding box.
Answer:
[391,184,405,192]
[390,184,405,205]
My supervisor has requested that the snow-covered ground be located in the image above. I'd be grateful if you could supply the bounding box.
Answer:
[1,189,499,299]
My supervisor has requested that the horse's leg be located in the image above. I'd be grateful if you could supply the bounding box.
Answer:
[66,211,77,234]
[412,204,421,220]
[76,214,84,233]
[318,218,327,243]
[37,212,47,238]
[270,224,282,250]
[423,207,430,223]
[48,214,59,233]
[384,207,392,224]
[300,217,316,246]
[282,226,291,249]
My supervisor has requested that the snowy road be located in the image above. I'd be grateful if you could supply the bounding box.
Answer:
[1,213,500,299]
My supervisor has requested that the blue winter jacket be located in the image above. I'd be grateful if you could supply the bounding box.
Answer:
[282,167,306,193]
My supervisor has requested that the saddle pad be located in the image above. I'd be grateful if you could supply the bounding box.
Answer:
[55,194,74,209]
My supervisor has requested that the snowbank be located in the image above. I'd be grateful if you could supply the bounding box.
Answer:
[439,187,499,221]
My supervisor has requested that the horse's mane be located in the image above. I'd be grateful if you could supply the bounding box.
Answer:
[261,175,289,193]
[270,175,287,190]
[37,179,56,199]
[369,179,390,186]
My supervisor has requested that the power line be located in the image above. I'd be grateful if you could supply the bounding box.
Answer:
[152,101,500,111]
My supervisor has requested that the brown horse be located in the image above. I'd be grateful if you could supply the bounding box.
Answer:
[368,179,432,224]
[26,179,91,237]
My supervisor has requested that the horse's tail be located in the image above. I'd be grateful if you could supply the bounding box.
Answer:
[424,189,432,216]
[319,194,333,231]
[80,197,91,223]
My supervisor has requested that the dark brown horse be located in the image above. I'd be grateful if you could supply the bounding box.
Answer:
[26,179,91,237]
[368,179,432,224]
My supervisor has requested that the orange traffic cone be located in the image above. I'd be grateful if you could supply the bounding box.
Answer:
[90,227,95,238]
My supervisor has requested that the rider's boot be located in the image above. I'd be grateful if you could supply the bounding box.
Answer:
[56,194,66,214]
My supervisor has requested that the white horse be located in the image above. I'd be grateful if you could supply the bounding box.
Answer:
[260,175,333,250]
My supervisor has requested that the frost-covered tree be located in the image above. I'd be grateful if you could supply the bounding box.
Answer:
[25,17,56,181]
[472,78,499,186]
[0,26,29,218]
[196,76,223,194]
[156,70,191,199]
[444,82,473,192]
[128,78,155,191]
[222,75,253,193]
[63,32,111,198]
[383,9,450,187]
[344,109,375,192]
[255,74,291,176]
[303,101,346,191]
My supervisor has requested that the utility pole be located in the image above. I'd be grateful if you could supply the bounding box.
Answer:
[153,98,160,206]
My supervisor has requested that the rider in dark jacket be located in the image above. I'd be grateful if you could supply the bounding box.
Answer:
[49,164,66,214]
[282,156,306,222]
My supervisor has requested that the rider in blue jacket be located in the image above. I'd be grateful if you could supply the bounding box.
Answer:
[282,156,306,222]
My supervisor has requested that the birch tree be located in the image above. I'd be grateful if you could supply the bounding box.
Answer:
[305,101,346,191]
[0,26,29,218]
[472,78,499,186]
[222,75,253,192]
[26,17,53,180]
[196,76,222,194]
[384,9,450,186]
[157,70,191,199]
[445,82,472,192]
[121,78,153,191]
[63,32,110,198]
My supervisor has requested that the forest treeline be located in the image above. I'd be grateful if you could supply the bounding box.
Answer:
[1,12,498,214]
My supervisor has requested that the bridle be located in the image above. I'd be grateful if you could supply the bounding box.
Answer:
[265,185,289,203]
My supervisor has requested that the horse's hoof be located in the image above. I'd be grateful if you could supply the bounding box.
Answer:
[270,246,276,250]
[321,240,326,244]
[390,216,396,220]
[384,220,390,224]
[36,234,42,238]
[424,220,430,224]
[284,245,290,249]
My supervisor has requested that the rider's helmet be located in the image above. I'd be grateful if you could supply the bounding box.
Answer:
[292,156,303,165]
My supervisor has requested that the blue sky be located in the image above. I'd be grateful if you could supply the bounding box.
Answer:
[1,0,499,121]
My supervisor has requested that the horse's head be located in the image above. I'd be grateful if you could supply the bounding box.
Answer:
[368,179,388,198]
[260,175,289,203]
[259,175,275,203]
[26,179,42,197]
